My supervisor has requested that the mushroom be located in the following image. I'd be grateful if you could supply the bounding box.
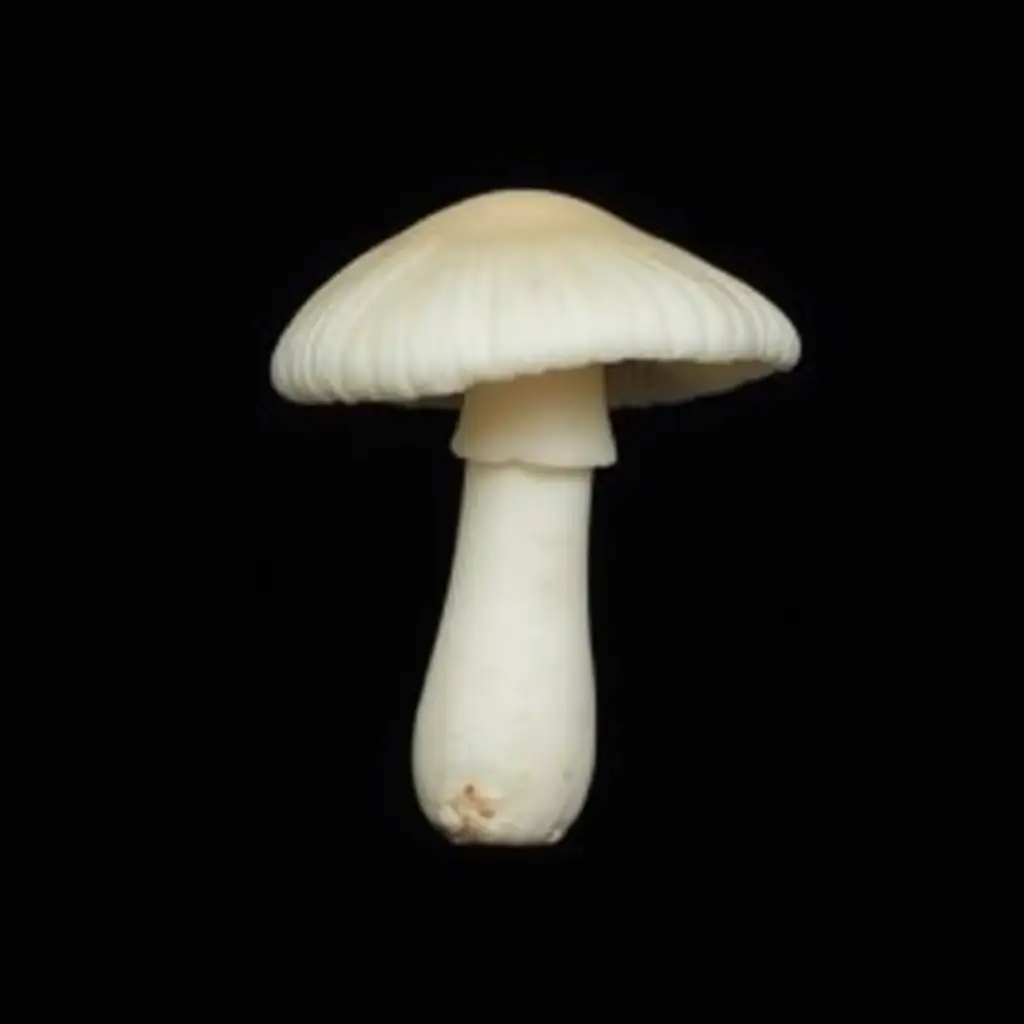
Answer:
[270,189,800,846]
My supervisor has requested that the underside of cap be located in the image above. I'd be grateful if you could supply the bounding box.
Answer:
[270,189,800,409]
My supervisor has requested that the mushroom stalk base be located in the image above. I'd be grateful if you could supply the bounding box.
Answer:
[412,460,597,845]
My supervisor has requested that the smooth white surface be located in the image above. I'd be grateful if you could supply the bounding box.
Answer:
[452,365,616,469]
[269,189,801,408]
[412,460,597,845]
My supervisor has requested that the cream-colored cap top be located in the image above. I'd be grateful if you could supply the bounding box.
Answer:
[270,189,800,409]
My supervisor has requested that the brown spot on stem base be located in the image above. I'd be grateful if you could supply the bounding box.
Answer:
[441,783,499,842]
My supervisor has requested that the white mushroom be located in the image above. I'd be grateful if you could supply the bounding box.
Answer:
[270,189,800,846]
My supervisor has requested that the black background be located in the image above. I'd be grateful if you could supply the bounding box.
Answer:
[13,15,1015,1011]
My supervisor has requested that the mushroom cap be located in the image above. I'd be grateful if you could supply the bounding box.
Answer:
[270,189,800,409]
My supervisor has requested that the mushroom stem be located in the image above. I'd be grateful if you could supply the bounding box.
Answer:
[411,459,598,845]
